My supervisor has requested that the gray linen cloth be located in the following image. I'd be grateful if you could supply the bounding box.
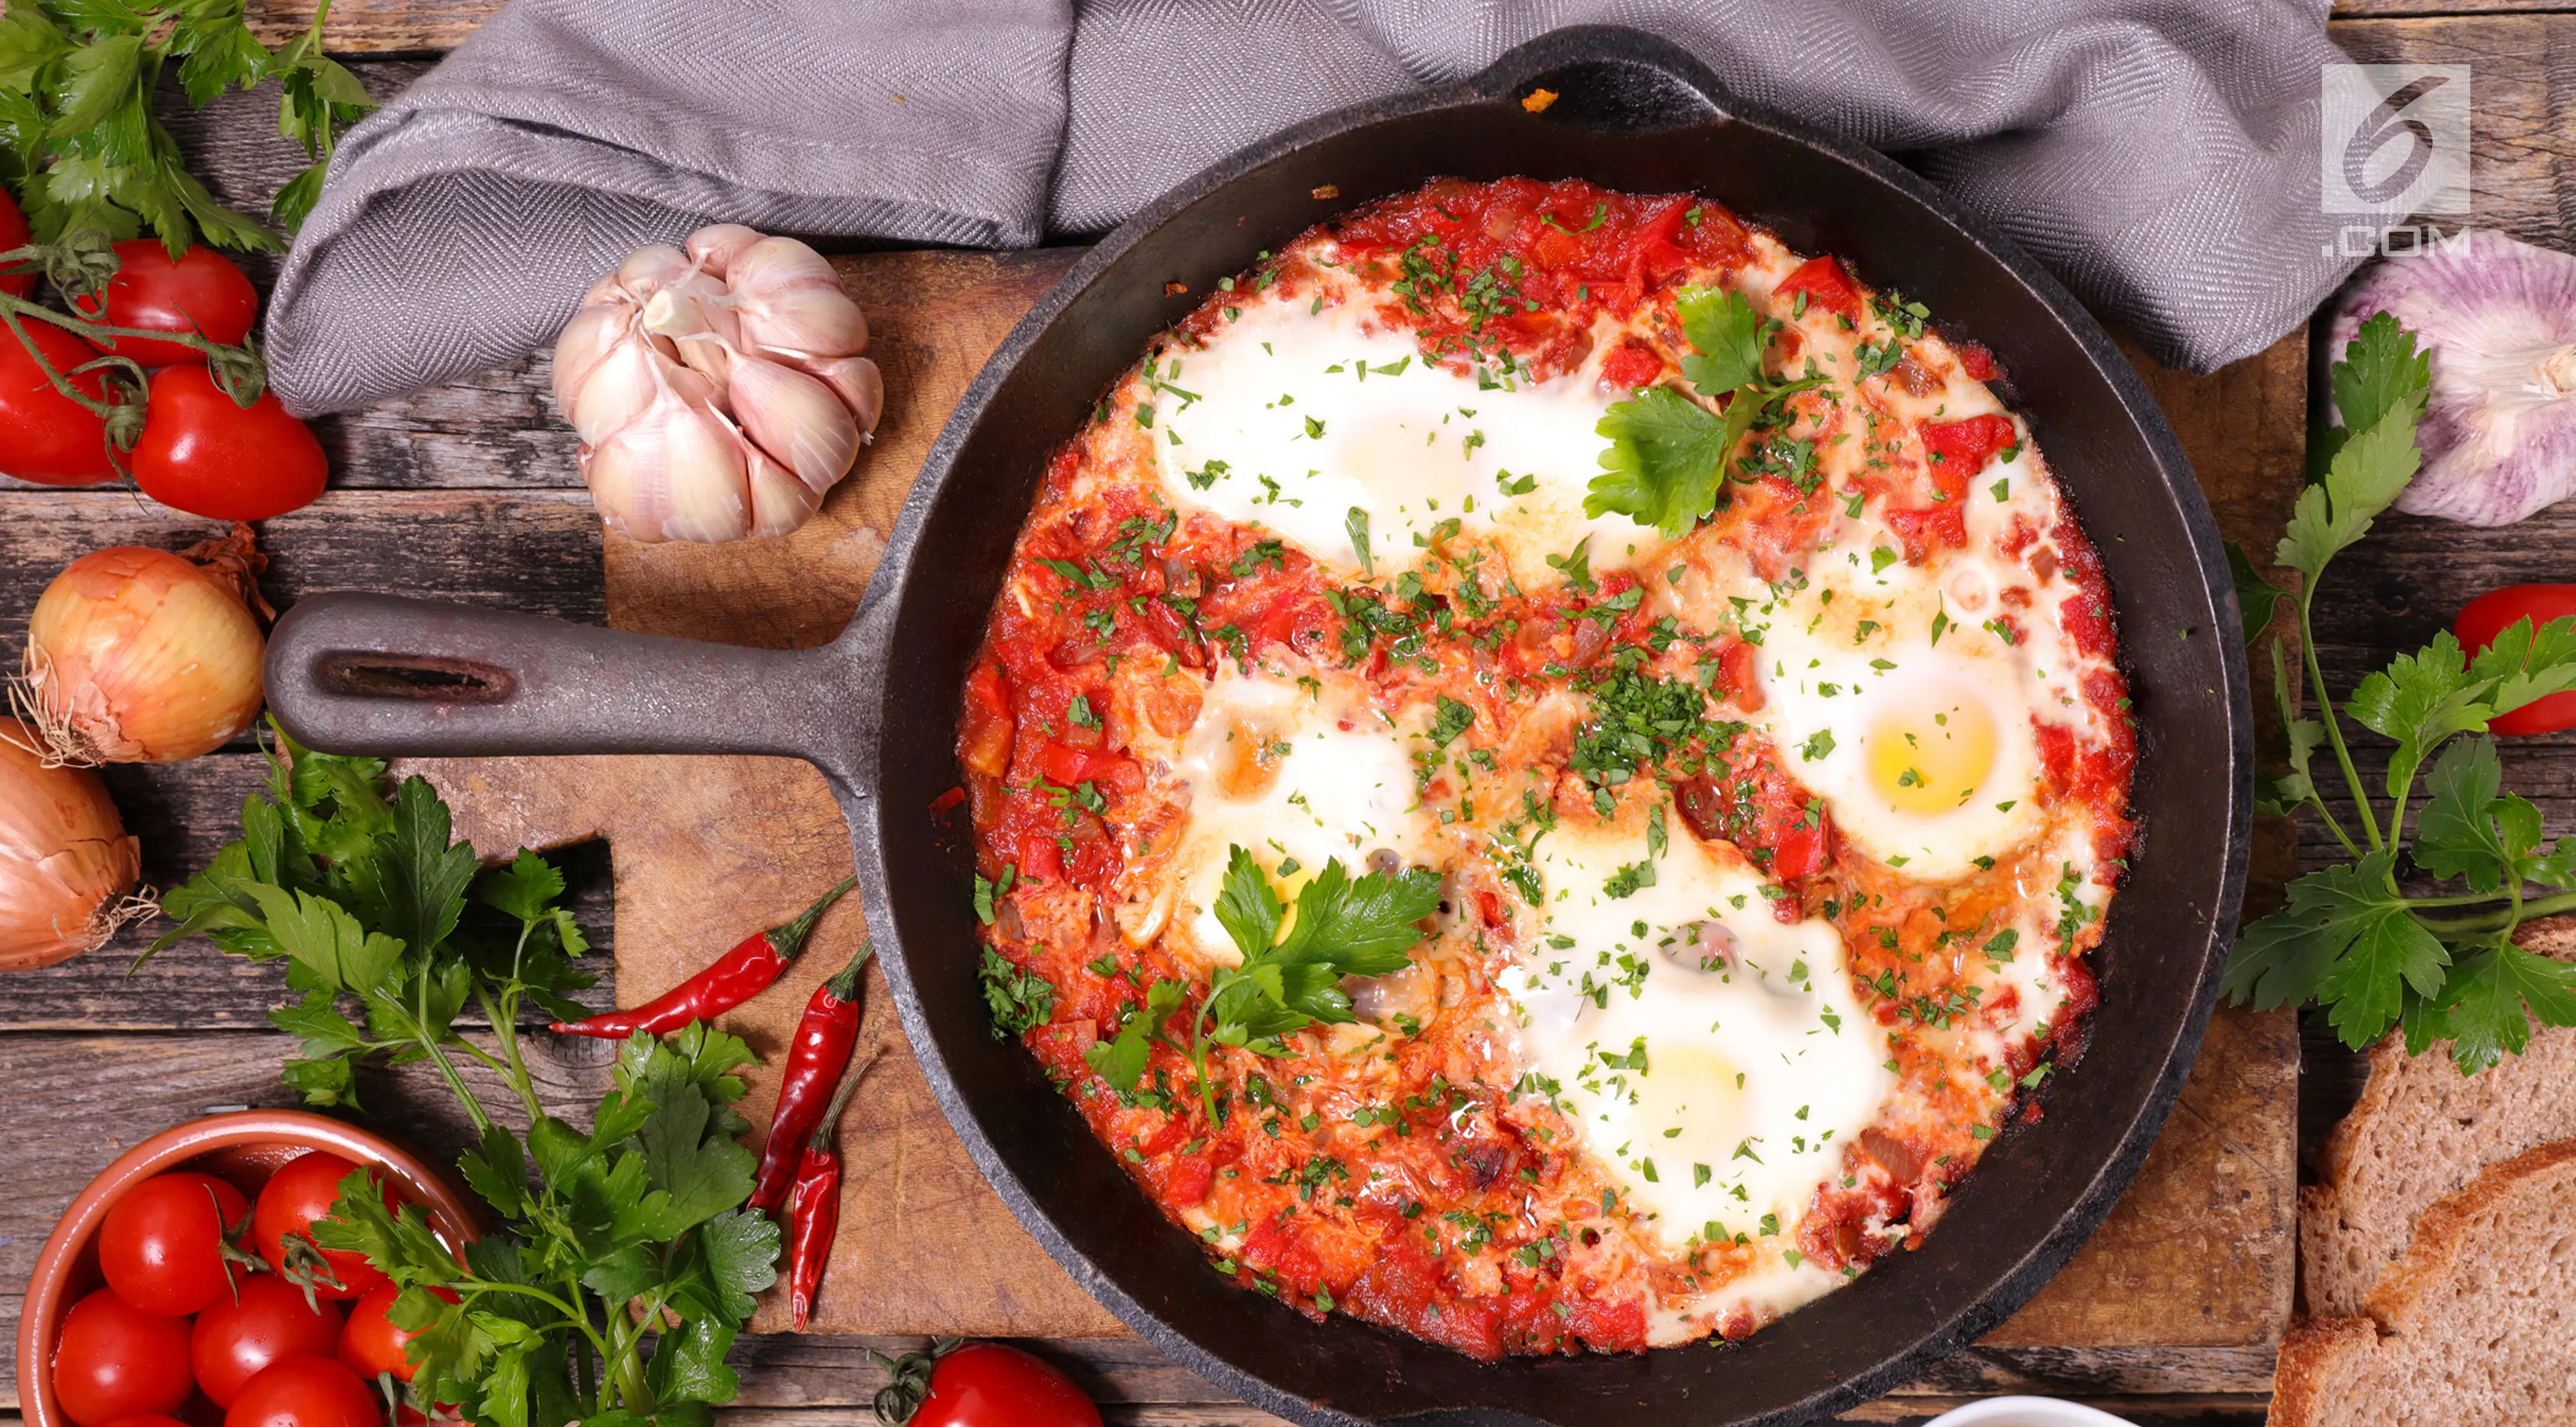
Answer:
[267,0,2371,416]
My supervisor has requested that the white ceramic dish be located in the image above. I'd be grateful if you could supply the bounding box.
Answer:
[1924,1397,2140,1427]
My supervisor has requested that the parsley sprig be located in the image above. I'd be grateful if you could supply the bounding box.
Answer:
[155,728,780,1427]
[2,0,374,251]
[2225,313,2576,1073]
[1087,846,1440,1124]
[1586,286,1826,536]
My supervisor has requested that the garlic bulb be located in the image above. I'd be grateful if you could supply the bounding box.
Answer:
[552,226,884,542]
[2329,230,2576,525]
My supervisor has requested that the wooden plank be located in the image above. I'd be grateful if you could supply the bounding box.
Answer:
[0,488,614,1024]
[2327,15,2576,253]
[2333,0,2566,21]
[249,1,486,52]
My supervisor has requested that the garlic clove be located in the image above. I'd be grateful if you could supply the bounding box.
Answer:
[799,354,885,439]
[551,302,633,415]
[687,224,767,279]
[730,356,861,491]
[612,243,697,302]
[728,238,868,358]
[655,413,757,543]
[642,286,744,406]
[584,389,750,544]
[747,447,825,537]
[567,335,675,446]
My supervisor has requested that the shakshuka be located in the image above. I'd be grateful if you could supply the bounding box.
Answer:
[953,178,2134,1359]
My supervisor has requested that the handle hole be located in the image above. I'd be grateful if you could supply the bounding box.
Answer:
[316,654,517,704]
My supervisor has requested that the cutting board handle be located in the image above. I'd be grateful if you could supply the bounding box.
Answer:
[263,593,864,790]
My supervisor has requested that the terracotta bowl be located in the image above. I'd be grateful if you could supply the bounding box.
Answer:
[20,1109,479,1427]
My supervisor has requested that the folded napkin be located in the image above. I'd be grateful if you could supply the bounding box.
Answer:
[268,0,2373,416]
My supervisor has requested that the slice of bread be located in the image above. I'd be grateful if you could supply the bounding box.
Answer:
[2270,1139,2576,1426]
[2299,918,2576,1317]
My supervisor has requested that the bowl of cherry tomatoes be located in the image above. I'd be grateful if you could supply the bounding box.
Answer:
[21,1110,478,1427]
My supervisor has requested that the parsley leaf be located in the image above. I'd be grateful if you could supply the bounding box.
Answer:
[1584,284,1822,537]
[1161,849,1440,1121]
[1588,387,1737,537]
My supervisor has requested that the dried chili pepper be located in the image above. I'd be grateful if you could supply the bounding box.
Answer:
[788,1045,878,1331]
[748,937,877,1216]
[550,876,855,1038]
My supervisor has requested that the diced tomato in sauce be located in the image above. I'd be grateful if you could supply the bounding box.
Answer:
[1773,255,1862,321]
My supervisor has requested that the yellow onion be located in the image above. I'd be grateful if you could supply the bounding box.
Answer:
[0,719,145,969]
[21,540,267,764]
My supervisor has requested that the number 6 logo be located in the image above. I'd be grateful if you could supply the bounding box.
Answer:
[2319,64,2472,216]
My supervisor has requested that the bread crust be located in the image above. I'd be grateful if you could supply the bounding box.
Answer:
[2272,1140,2576,1425]
[2298,919,2576,1318]
[2365,1137,2576,1334]
[2267,1318,2377,1427]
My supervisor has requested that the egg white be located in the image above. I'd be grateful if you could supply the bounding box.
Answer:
[1502,817,1889,1252]
[1753,542,2048,882]
[1164,667,1436,965]
[1150,295,1666,590]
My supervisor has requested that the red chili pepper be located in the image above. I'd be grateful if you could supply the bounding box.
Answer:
[549,876,855,1038]
[748,938,877,1216]
[788,1046,877,1331]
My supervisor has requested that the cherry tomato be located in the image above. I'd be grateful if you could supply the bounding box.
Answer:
[74,243,259,367]
[912,1343,1100,1427]
[336,1282,456,1383]
[100,1172,254,1318]
[51,1288,193,1427]
[102,1416,192,1427]
[1,184,32,299]
[2,319,119,486]
[130,367,328,520]
[222,1357,378,1427]
[2457,585,2576,735]
[191,1275,345,1408]
[252,1153,390,1302]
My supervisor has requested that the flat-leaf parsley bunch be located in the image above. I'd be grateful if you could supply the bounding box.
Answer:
[155,727,780,1427]
[2225,314,2576,1073]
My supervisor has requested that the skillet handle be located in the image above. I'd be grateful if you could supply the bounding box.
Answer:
[1465,24,1727,131]
[263,593,868,794]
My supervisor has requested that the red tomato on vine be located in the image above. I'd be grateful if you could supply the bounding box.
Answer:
[98,1171,255,1318]
[75,243,259,368]
[190,1275,345,1408]
[131,368,329,521]
[1,319,119,487]
[51,1288,193,1427]
[221,1357,379,1427]
[250,1153,390,1303]
[869,1341,1101,1427]
[2455,585,2576,736]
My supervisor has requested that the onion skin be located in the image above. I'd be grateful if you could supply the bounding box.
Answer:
[26,547,266,763]
[0,718,141,969]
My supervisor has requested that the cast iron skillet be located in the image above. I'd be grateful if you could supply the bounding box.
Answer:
[266,27,2251,1427]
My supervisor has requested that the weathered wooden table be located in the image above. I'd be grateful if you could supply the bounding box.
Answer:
[5,3,2571,1423]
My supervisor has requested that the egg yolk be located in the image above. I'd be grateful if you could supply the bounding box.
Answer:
[1865,695,1997,814]
[1625,1043,1744,1157]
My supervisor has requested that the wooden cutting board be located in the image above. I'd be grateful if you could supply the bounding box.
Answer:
[423,247,2300,1346]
